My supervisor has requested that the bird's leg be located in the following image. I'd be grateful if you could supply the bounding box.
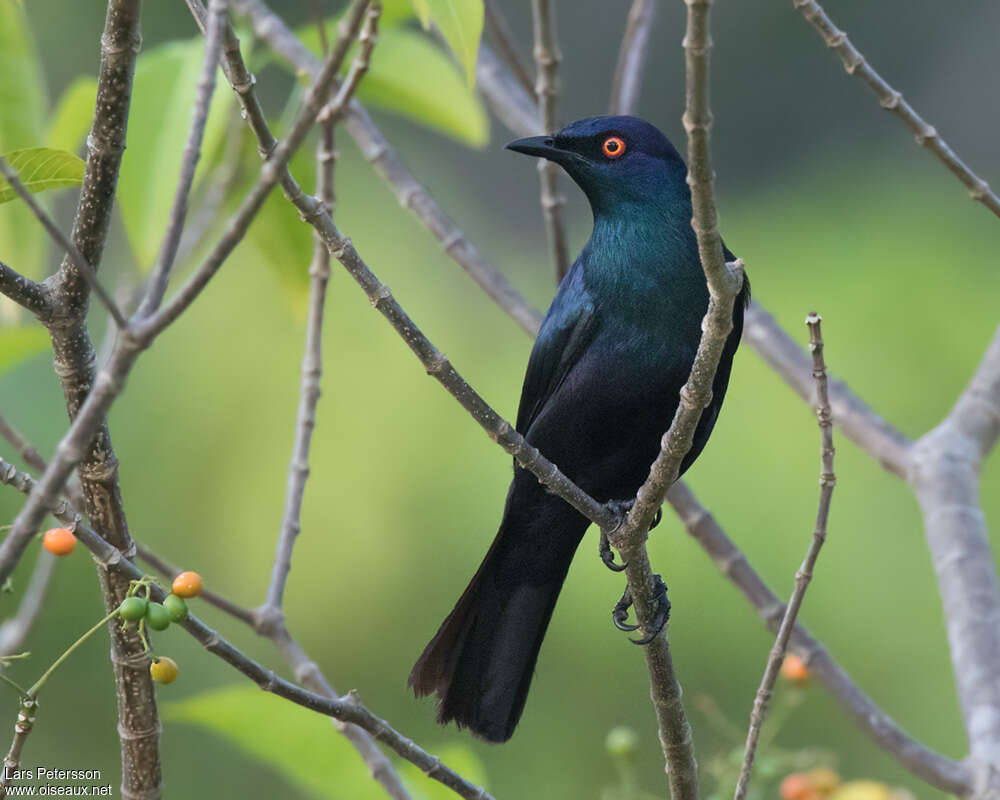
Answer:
[611,574,670,645]
[599,500,664,572]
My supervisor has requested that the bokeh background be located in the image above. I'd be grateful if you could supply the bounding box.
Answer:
[2,1,999,798]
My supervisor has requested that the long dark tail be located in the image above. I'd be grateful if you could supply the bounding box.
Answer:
[409,478,589,742]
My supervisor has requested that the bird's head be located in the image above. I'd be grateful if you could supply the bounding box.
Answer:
[507,116,688,215]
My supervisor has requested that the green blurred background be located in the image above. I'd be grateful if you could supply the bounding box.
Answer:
[2,1,999,798]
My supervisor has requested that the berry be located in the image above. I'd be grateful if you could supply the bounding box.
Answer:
[780,653,811,686]
[781,774,812,800]
[150,657,179,685]
[145,602,170,631]
[162,594,188,623]
[118,597,148,622]
[605,726,639,759]
[42,528,76,557]
[172,571,203,599]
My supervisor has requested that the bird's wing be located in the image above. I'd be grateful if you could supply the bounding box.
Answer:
[515,285,598,435]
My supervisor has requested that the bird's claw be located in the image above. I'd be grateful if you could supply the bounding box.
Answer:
[612,575,670,645]
[599,531,627,572]
[612,587,639,631]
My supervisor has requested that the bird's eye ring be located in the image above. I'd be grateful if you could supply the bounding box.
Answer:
[602,136,626,159]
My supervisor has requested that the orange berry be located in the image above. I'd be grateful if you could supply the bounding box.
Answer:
[780,653,811,686]
[806,768,841,796]
[172,571,203,598]
[150,656,179,685]
[781,774,813,800]
[42,528,76,557]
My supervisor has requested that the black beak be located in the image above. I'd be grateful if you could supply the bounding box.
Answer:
[506,135,575,163]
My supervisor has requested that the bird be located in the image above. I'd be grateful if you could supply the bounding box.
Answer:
[409,115,749,743]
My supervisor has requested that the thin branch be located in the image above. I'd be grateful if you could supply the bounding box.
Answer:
[609,0,657,115]
[530,0,570,281]
[0,550,56,657]
[665,480,977,796]
[945,324,1000,462]
[734,313,837,800]
[0,156,128,329]
[475,44,540,139]
[224,0,543,337]
[743,301,912,478]
[133,544,256,627]
[135,0,228,318]
[0,260,49,320]
[0,465,490,800]
[264,3,380,615]
[483,0,534,97]
[0,698,38,799]
[793,0,1000,220]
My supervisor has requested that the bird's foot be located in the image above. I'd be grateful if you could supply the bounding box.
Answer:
[599,530,626,572]
[611,574,670,645]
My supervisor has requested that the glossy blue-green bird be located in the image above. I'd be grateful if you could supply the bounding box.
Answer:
[410,116,748,742]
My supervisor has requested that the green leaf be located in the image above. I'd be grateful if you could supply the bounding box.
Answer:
[411,0,483,87]
[295,25,487,147]
[164,684,488,800]
[0,325,49,376]
[0,0,48,280]
[0,147,85,204]
[117,39,233,271]
[45,77,97,154]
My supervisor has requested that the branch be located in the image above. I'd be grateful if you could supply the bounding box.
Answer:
[0,156,127,329]
[483,0,534,97]
[223,0,543,338]
[665,480,977,796]
[909,325,1000,763]
[475,44,540,139]
[609,0,657,116]
[530,0,570,281]
[264,2,380,616]
[0,550,56,657]
[0,260,49,320]
[0,466,490,800]
[0,698,38,799]
[135,0,227,318]
[734,313,837,800]
[793,0,1000,220]
[743,301,912,478]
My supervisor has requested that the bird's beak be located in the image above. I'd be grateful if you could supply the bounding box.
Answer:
[506,136,575,164]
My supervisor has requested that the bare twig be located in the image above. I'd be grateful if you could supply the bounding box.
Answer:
[665,480,977,796]
[264,2,380,615]
[609,0,657,115]
[136,0,228,318]
[0,551,56,657]
[792,0,1000,220]
[530,0,570,281]
[743,302,911,478]
[224,0,543,337]
[910,325,1000,764]
[734,313,837,800]
[0,261,49,320]
[0,156,127,329]
[483,0,534,97]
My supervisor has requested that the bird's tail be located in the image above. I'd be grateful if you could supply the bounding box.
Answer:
[409,484,588,742]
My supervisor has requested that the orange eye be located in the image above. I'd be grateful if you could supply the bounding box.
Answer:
[602,136,626,158]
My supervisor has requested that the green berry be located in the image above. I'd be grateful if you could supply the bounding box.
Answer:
[605,726,639,759]
[163,594,188,623]
[118,596,148,622]
[145,602,170,631]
